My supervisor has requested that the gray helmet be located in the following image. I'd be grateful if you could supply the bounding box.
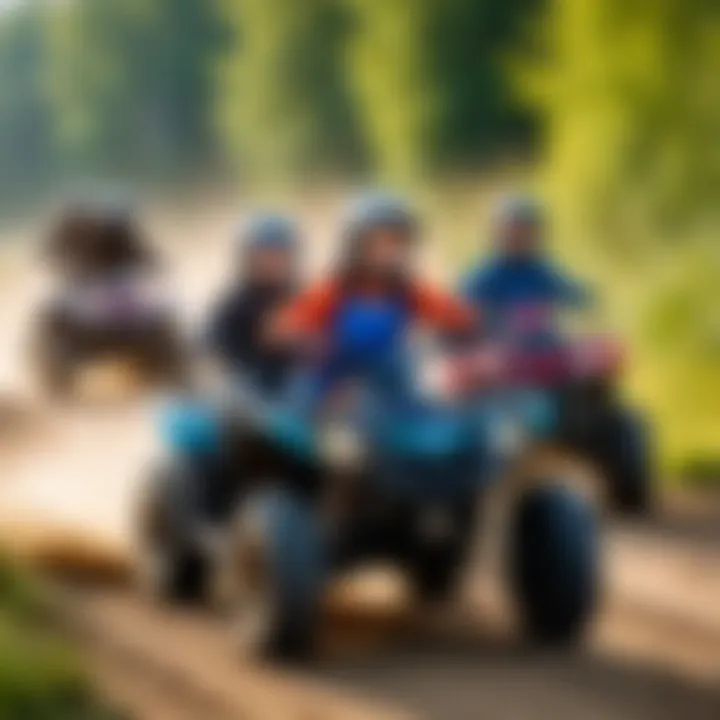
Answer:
[238,212,298,254]
[342,191,418,252]
[492,193,544,233]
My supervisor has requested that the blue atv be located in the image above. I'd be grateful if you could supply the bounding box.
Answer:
[136,375,601,660]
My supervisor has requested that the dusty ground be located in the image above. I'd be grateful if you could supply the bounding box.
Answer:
[0,202,718,719]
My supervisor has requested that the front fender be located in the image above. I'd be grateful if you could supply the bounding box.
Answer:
[504,444,603,506]
[159,399,222,458]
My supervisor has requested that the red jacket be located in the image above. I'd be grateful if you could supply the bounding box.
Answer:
[272,277,477,341]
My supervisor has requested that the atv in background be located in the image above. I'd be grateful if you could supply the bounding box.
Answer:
[30,202,186,400]
[32,274,185,399]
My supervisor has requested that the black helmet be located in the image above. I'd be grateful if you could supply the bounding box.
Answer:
[45,202,98,265]
[49,194,152,272]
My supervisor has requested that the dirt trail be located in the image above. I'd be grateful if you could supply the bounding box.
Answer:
[0,206,718,719]
[51,582,718,720]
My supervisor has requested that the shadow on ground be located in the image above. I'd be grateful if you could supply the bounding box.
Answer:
[310,626,720,720]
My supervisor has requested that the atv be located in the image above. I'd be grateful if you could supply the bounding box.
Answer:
[31,274,186,399]
[32,199,187,400]
[437,308,654,515]
[136,360,601,661]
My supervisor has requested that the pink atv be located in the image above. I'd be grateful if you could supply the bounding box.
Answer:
[436,328,653,515]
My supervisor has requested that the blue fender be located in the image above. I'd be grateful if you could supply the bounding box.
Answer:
[264,408,317,461]
[159,399,223,458]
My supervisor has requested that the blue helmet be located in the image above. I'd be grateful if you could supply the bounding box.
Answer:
[238,212,299,254]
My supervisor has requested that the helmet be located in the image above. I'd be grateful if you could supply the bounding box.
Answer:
[238,212,298,254]
[45,202,98,265]
[341,192,418,268]
[343,192,417,243]
[492,194,544,233]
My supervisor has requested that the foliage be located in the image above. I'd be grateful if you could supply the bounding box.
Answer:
[0,1,55,207]
[45,0,226,181]
[216,0,365,184]
[633,243,720,470]
[347,0,539,181]
[520,0,720,244]
[0,0,538,190]
[0,559,119,719]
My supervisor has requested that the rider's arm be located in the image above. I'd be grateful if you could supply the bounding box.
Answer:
[267,280,337,346]
[204,293,250,372]
[412,283,479,334]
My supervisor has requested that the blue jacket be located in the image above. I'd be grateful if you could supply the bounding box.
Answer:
[460,256,591,339]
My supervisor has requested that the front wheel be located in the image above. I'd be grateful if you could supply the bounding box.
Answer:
[222,487,325,662]
[508,484,599,646]
[135,463,208,603]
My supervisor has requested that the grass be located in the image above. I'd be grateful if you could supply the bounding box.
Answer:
[0,559,121,720]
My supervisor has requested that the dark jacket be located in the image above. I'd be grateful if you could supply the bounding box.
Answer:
[207,283,296,392]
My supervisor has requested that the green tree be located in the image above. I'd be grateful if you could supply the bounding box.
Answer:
[346,0,539,181]
[46,0,225,181]
[0,2,55,206]
[346,0,442,181]
[217,0,363,183]
[521,0,720,242]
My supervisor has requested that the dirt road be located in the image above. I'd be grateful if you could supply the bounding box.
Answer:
[50,581,717,720]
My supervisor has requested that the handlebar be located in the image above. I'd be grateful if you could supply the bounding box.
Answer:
[439,335,624,397]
